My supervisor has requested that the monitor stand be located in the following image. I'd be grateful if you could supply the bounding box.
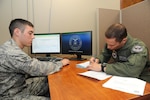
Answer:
[46,54,51,57]
[69,53,87,61]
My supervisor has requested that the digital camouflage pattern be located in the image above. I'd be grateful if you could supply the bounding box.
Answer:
[0,39,63,100]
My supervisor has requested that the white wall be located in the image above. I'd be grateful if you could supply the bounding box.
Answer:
[0,0,12,43]
[0,0,120,55]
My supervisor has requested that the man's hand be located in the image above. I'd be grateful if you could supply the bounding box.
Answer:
[87,62,101,72]
[89,57,99,63]
[61,59,70,66]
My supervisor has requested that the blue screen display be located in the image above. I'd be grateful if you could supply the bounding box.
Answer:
[61,31,92,55]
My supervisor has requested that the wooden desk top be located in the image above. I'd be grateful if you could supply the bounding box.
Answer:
[48,61,150,100]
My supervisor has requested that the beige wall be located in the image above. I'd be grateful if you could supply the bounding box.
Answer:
[97,8,120,55]
[122,0,150,53]
[0,0,120,56]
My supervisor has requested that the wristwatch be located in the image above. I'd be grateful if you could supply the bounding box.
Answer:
[101,63,107,72]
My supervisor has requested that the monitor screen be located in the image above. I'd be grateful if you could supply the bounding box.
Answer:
[61,31,92,60]
[31,33,61,56]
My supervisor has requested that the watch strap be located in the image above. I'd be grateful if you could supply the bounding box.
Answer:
[101,63,107,72]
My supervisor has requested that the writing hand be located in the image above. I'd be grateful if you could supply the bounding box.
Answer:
[87,62,101,72]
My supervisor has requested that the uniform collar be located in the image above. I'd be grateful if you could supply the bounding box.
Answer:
[115,34,133,51]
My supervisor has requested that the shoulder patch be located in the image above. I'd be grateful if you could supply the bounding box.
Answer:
[131,45,143,53]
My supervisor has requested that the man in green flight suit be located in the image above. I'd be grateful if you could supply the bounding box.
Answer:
[87,23,150,83]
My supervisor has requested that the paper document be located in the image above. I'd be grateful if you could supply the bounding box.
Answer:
[78,71,112,80]
[76,61,90,68]
[102,76,146,95]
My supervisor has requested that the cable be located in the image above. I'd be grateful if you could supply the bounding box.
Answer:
[32,0,35,25]
[11,0,13,19]
[49,0,53,32]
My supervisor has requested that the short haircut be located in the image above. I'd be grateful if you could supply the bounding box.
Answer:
[105,23,127,42]
[9,18,34,37]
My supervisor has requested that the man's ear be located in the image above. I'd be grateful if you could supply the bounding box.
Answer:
[13,28,21,36]
[122,37,127,44]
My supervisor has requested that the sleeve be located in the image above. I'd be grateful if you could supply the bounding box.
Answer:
[98,44,112,63]
[9,54,63,76]
[105,44,148,78]
[29,58,63,76]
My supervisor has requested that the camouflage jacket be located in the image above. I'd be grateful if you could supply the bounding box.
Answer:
[0,39,63,96]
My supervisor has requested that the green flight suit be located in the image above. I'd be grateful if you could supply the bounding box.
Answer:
[98,34,150,82]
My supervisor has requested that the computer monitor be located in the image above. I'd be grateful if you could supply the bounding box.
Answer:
[61,31,92,60]
[31,33,61,57]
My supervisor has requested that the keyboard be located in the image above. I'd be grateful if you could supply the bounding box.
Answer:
[37,57,62,62]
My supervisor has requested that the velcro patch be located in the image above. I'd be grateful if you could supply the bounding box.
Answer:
[132,45,143,53]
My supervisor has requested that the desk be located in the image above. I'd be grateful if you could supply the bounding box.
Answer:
[48,61,150,100]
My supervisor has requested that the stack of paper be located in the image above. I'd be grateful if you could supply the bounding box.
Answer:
[102,76,146,95]
[76,61,90,68]
[78,71,112,80]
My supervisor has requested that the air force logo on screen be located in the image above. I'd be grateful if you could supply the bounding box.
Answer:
[69,35,82,51]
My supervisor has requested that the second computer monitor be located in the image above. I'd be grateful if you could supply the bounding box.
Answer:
[61,31,92,60]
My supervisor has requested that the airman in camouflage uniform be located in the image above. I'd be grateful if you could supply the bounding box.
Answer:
[0,19,70,100]
[88,23,150,83]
